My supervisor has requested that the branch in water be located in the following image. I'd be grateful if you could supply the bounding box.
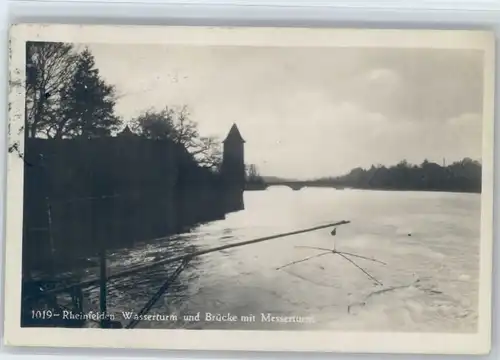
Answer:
[295,245,332,252]
[295,246,387,265]
[276,251,332,271]
[339,251,387,266]
[336,252,383,286]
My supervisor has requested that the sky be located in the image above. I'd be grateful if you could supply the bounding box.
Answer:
[86,43,484,179]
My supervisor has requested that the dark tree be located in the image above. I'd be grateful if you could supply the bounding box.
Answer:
[245,164,264,183]
[55,49,121,139]
[319,158,482,193]
[25,42,78,138]
[132,106,222,170]
[246,164,259,180]
[131,107,176,140]
[245,164,265,190]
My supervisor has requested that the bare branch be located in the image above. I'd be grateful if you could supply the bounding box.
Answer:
[337,251,387,265]
[132,106,223,170]
[295,246,387,265]
[276,251,332,271]
[336,252,383,286]
[25,42,78,138]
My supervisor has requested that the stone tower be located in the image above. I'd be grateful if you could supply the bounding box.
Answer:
[221,123,245,212]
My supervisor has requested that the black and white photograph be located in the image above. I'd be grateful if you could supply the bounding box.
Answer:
[4,25,495,354]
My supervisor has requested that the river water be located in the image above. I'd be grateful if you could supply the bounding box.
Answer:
[84,187,480,332]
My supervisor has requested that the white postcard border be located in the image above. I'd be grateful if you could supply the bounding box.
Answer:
[4,24,495,354]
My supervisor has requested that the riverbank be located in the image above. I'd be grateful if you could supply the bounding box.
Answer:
[247,184,480,195]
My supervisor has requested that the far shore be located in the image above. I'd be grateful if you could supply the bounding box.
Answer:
[246,186,481,195]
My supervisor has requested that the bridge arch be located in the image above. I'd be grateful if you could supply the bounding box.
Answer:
[265,184,304,191]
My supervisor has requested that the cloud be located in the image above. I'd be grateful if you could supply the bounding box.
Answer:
[90,44,484,124]
[87,44,484,178]
[366,68,402,87]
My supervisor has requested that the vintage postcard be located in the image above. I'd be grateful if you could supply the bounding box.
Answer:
[3,24,495,354]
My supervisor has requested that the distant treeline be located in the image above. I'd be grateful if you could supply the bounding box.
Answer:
[315,158,482,193]
[245,164,267,190]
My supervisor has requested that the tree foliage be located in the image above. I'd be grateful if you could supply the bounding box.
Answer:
[245,164,264,182]
[317,158,482,193]
[55,49,121,138]
[131,106,222,170]
[25,42,78,138]
[25,43,121,139]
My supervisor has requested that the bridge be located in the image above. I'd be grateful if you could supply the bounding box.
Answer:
[247,181,345,191]
[266,181,345,191]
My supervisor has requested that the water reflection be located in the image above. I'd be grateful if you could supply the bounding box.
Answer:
[43,188,481,332]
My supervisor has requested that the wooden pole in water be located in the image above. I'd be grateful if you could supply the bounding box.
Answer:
[32,220,351,298]
[105,220,352,281]
[98,244,107,328]
[45,196,56,276]
[98,193,115,327]
[89,142,108,328]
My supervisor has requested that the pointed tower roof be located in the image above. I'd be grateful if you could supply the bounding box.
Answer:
[118,125,135,137]
[223,123,245,143]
